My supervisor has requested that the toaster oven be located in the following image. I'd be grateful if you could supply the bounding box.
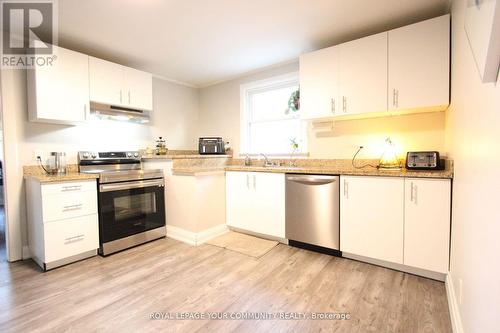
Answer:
[405,151,445,170]
[199,137,225,155]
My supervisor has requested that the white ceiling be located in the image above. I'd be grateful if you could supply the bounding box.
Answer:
[57,0,450,87]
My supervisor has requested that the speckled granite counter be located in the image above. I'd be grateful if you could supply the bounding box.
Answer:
[23,165,99,183]
[224,165,453,179]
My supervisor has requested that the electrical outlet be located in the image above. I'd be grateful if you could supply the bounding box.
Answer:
[458,278,463,305]
[33,150,43,161]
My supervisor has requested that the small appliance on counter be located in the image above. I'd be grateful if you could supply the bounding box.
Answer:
[38,152,67,175]
[406,151,445,170]
[199,137,225,155]
[156,137,168,155]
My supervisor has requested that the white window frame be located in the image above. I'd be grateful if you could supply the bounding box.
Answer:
[240,72,307,156]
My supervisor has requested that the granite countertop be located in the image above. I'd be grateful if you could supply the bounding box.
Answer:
[224,165,453,179]
[25,172,99,183]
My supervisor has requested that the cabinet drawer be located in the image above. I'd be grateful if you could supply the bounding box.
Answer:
[41,180,96,196]
[42,190,98,222]
[44,214,99,263]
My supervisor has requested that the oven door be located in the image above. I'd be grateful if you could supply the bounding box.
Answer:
[98,178,165,243]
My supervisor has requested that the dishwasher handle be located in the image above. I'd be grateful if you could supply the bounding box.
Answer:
[286,175,338,185]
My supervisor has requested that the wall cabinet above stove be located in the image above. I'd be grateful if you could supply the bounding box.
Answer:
[300,14,450,121]
[89,57,153,112]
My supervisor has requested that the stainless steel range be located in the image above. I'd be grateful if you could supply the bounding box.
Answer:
[78,151,166,256]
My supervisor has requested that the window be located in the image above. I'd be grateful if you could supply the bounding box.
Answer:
[240,72,306,155]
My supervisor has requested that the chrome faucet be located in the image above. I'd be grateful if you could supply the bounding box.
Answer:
[260,153,277,167]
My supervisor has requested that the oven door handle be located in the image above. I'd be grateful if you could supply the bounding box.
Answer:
[100,179,165,192]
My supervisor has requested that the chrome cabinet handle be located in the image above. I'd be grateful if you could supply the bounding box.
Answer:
[128,91,131,104]
[64,234,85,244]
[342,96,347,113]
[343,180,348,198]
[253,175,256,190]
[331,98,335,114]
[410,182,417,204]
[84,104,87,119]
[62,204,83,212]
[395,89,399,108]
[61,185,82,192]
[120,90,123,103]
[246,174,250,189]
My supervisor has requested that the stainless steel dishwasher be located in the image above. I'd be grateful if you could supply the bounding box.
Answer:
[285,174,341,256]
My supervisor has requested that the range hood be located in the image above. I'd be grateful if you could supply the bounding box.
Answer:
[89,102,151,124]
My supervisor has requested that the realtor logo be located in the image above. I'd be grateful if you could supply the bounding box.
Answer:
[1,0,58,68]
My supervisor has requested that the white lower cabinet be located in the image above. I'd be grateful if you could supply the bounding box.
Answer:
[404,178,451,273]
[26,178,99,270]
[340,176,404,264]
[340,175,451,274]
[226,171,285,239]
[44,214,99,263]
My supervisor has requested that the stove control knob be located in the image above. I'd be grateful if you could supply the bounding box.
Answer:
[82,152,90,159]
[91,153,97,159]
[127,152,133,157]
[133,152,139,158]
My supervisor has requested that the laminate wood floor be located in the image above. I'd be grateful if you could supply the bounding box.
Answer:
[0,237,452,333]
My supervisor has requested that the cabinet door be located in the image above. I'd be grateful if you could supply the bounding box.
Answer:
[340,176,404,264]
[404,178,451,273]
[299,46,339,119]
[388,14,450,111]
[252,172,285,238]
[28,46,89,123]
[338,32,388,115]
[125,67,153,111]
[89,56,125,106]
[226,172,254,231]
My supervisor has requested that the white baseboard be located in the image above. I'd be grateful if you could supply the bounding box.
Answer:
[166,224,228,246]
[196,224,229,245]
[445,272,464,333]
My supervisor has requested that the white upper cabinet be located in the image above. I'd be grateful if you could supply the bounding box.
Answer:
[299,15,450,120]
[28,46,90,124]
[338,32,388,116]
[340,176,404,264]
[299,46,339,119]
[404,178,451,273]
[88,57,124,107]
[388,14,450,112]
[89,56,153,111]
[125,67,153,111]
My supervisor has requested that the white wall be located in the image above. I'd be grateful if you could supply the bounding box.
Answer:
[198,62,447,159]
[0,70,199,260]
[446,1,500,332]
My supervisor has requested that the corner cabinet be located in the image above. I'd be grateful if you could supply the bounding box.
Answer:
[28,45,90,124]
[89,57,153,111]
[388,14,450,112]
[404,178,451,273]
[300,14,450,120]
[226,171,285,239]
[340,175,451,274]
